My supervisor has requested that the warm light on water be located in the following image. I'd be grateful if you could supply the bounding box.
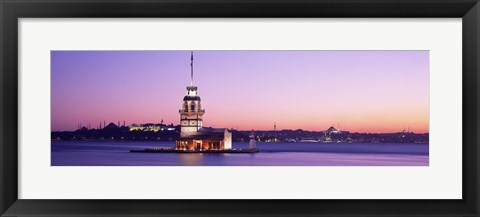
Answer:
[51,141,428,166]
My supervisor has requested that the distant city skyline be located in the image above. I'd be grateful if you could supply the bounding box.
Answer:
[51,50,429,133]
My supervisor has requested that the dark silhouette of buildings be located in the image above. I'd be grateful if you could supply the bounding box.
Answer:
[52,123,428,144]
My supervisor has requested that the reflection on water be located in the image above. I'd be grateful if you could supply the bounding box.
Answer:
[51,141,429,166]
[179,153,203,166]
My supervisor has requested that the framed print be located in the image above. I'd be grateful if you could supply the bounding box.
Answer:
[1,0,479,216]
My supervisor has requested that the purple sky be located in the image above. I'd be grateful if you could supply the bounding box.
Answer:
[51,50,429,133]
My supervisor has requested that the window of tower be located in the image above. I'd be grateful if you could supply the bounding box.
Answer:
[190,103,195,111]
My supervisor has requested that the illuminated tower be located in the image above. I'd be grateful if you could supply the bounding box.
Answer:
[179,51,205,137]
[248,130,257,149]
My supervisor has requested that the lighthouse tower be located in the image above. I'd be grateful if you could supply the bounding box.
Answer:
[248,130,257,149]
[179,52,205,137]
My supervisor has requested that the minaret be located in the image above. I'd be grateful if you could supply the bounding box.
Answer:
[179,51,205,137]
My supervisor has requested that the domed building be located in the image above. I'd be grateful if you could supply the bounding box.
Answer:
[175,52,232,150]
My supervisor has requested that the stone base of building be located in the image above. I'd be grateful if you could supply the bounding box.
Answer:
[176,128,232,150]
[175,139,228,150]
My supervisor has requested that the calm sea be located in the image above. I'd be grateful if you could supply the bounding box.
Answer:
[51,141,428,166]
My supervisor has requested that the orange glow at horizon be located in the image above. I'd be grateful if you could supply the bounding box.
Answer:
[52,51,429,133]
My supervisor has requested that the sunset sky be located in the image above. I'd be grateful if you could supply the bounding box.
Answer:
[51,50,429,133]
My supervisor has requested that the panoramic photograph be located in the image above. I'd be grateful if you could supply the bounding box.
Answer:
[51,50,429,166]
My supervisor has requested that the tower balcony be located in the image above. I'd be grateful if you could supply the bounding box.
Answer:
[179,109,205,114]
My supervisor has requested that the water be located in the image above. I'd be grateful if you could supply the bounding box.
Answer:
[51,141,429,166]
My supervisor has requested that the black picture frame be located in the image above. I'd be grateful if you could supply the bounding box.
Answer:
[1,0,479,216]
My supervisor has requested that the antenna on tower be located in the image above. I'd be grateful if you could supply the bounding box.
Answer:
[190,51,194,86]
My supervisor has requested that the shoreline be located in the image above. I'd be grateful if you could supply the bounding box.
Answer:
[51,140,429,144]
